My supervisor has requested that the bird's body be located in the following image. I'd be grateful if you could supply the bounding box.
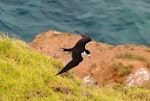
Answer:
[56,32,92,75]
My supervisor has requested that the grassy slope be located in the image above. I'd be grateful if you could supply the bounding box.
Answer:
[0,35,150,101]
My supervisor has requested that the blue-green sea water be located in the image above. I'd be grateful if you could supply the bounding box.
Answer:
[0,0,150,46]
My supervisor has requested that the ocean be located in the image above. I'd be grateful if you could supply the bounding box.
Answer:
[0,0,150,46]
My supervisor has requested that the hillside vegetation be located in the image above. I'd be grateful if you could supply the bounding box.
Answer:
[0,35,150,101]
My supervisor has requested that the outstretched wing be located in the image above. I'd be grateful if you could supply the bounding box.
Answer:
[55,52,83,75]
[74,31,92,47]
[55,60,80,75]
[61,48,72,52]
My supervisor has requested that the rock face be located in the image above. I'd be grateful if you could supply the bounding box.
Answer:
[30,30,150,86]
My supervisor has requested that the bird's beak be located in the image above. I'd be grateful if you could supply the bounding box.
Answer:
[87,54,91,59]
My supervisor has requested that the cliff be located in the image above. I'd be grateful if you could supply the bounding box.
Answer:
[30,30,150,86]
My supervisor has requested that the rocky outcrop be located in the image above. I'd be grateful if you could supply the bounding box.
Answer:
[30,30,150,86]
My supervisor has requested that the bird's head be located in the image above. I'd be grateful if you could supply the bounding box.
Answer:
[82,50,91,59]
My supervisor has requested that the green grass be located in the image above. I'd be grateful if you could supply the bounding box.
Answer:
[116,52,148,63]
[114,62,133,77]
[145,49,150,52]
[0,35,150,101]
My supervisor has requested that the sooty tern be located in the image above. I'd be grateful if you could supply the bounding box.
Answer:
[56,31,92,75]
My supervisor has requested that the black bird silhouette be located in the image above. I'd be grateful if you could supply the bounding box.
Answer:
[55,31,92,75]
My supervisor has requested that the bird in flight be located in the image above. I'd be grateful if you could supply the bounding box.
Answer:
[55,31,92,75]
